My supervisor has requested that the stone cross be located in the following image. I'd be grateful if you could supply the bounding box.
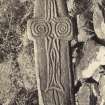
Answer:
[27,0,75,105]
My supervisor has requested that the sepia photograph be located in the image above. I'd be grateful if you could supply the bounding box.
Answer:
[0,0,105,105]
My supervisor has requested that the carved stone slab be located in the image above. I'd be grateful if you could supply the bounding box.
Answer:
[27,0,75,105]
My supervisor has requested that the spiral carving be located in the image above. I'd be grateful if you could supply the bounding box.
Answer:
[55,18,73,40]
[31,19,51,38]
[28,18,73,40]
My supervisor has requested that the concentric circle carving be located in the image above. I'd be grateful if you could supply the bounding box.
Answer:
[31,19,51,38]
[55,18,73,40]
[56,22,69,36]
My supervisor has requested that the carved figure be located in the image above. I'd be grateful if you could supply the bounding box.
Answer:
[27,0,75,105]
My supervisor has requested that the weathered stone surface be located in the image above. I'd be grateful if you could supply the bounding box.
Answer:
[1,0,105,105]
[77,83,91,105]
[0,46,38,105]
[27,0,75,105]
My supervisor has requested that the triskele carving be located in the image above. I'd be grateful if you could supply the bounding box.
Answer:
[28,17,73,40]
